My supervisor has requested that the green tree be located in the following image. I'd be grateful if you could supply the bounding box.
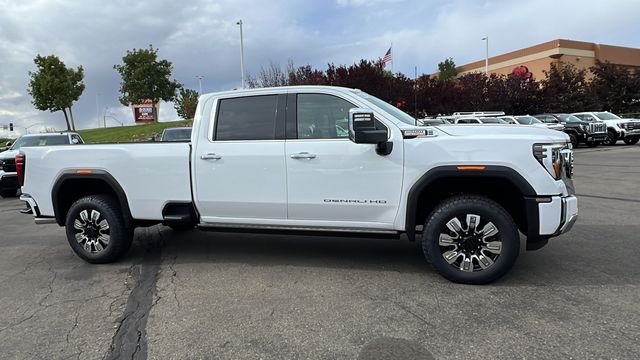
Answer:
[437,58,458,82]
[28,55,84,131]
[590,60,640,113]
[113,45,181,122]
[174,88,199,120]
[541,62,595,112]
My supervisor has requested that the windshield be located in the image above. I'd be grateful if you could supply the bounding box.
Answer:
[162,128,192,141]
[9,135,69,150]
[555,114,582,123]
[515,116,542,125]
[356,91,417,125]
[595,112,621,120]
[480,117,505,124]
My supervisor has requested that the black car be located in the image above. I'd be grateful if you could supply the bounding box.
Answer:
[534,114,607,147]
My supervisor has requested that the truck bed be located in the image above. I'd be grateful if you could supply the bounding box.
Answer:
[21,143,192,220]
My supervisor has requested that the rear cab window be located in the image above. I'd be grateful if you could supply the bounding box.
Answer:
[213,95,280,141]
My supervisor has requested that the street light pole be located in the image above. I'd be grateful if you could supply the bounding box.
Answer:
[196,75,204,94]
[482,36,489,75]
[237,19,246,89]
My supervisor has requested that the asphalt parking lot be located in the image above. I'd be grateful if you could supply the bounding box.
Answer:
[1,145,639,360]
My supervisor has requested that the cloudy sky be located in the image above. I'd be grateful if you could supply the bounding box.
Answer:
[1,0,639,136]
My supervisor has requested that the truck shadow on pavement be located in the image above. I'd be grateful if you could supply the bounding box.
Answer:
[127,223,640,287]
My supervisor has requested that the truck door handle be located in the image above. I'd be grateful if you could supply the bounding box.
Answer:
[290,152,317,159]
[200,153,222,160]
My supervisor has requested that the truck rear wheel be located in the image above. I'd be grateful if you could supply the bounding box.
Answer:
[422,195,519,284]
[65,195,133,263]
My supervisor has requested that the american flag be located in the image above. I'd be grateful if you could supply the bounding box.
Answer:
[382,47,392,64]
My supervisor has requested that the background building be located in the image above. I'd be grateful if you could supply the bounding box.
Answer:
[454,39,640,79]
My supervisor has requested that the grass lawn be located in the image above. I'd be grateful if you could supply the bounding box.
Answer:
[77,120,192,143]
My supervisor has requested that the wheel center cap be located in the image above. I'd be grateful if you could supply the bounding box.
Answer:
[460,235,479,252]
[85,225,98,239]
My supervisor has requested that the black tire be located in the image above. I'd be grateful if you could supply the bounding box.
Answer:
[167,222,196,232]
[603,130,617,145]
[623,136,639,145]
[568,133,578,148]
[0,189,17,198]
[422,195,519,284]
[585,141,599,148]
[65,195,133,264]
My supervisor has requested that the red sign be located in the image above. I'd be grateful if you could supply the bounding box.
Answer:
[133,100,157,124]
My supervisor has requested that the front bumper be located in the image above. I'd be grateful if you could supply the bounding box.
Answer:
[582,133,607,142]
[539,195,578,236]
[525,194,578,250]
[621,129,640,138]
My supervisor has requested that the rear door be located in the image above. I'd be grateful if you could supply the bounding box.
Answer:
[194,94,288,223]
[284,92,404,229]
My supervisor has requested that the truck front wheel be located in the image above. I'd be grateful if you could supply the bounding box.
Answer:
[65,195,133,263]
[623,136,639,145]
[604,130,618,145]
[422,195,519,284]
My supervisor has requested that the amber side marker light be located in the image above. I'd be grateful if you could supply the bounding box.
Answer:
[457,166,486,171]
[76,169,93,174]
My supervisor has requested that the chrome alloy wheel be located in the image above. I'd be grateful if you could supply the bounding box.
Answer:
[73,209,110,253]
[438,214,502,272]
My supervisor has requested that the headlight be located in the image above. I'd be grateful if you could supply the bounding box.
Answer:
[533,143,568,180]
[0,160,4,171]
[579,124,588,131]
[618,123,626,129]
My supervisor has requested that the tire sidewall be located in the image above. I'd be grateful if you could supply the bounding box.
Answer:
[568,133,578,147]
[423,197,519,284]
[604,131,617,145]
[65,196,130,263]
[623,136,639,145]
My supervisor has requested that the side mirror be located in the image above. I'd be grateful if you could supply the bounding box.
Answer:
[6,141,12,147]
[349,108,387,144]
[71,138,79,144]
[348,108,392,155]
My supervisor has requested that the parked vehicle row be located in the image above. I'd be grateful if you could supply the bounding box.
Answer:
[421,110,640,147]
[572,112,640,145]
[0,132,84,198]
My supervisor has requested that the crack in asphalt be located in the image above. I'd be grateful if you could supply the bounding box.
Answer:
[103,228,163,360]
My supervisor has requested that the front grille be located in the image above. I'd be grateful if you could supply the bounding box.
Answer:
[623,122,640,131]
[589,122,606,134]
[2,159,16,172]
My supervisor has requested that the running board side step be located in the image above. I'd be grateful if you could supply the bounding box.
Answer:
[197,223,401,239]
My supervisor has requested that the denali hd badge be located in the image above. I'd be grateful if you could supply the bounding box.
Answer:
[324,199,387,204]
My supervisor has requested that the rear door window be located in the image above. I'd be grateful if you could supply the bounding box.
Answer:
[215,95,278,140]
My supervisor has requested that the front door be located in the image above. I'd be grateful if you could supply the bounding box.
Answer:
[194,94,287,224]
[285,92,404,229]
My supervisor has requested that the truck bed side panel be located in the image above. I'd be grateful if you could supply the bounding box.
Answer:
[22,143,191,220]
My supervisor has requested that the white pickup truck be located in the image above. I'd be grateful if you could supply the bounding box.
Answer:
[19,86,578,284]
